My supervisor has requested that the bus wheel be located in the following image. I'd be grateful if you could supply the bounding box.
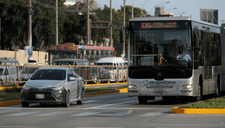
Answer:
[215,79,220,97]
[138,96,148,104]
[191,86,202,102]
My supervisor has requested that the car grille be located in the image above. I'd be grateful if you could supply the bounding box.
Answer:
[27,92,55,100]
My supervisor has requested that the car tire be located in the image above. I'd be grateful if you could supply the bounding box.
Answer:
[21,102,29,107]
[77,89,84,105]
[138,96,148,104]
[62,91,70,107]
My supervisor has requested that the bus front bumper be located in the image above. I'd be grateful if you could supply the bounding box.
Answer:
[128,89,194,97]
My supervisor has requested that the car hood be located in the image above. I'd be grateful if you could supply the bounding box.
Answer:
[25,80,65,88]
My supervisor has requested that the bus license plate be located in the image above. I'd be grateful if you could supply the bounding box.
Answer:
[36,94,44,99]
[155,88,164,92]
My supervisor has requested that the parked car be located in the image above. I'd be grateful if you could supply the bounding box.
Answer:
[0,66,18,86]
[88,67,109,84]
[18,66,39,81]
[96,57,127,82]
[21,67,85,107]
[0,57,19,65]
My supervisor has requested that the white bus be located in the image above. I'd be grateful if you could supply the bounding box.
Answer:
[122,17,225,104]
[96,57,127,82]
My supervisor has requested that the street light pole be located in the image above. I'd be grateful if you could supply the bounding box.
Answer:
[123,0,125,55]
[28,0,32,60]
[56,0,58,45]
[140,0,149,17]
[87,0,89,45]
[110,0,112,47]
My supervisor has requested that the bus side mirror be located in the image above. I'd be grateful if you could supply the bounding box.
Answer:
[120,27,125,43]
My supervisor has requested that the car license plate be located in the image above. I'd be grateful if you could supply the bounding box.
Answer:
[36,94,44,99]
[155,88,164,92]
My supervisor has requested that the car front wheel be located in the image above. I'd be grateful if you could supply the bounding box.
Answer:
[21,102,29,107]
[62,91,70,107]
[77,89,84,105]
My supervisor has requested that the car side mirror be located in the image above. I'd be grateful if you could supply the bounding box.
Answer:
[69,77,76,81]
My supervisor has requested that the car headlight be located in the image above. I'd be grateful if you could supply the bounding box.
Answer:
[128,84,137,89]
[182,84,192,89]
[22,85,30,91]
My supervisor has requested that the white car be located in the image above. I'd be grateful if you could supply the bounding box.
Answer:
[21,67,85,107]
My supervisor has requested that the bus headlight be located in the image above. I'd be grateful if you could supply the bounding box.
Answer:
[128,84,137,89]
[182,84,192,89]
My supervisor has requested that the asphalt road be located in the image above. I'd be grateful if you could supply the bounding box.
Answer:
[0,93,225,128]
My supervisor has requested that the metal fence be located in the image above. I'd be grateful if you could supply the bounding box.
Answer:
[0,64,128,87]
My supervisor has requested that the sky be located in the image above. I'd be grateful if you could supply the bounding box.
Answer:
[66,0,225,25]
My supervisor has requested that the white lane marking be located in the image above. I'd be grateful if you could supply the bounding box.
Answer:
[83,100,99,103]
[0,107,167,110]
[7,112,39,116]
[85,101,135,110]
[140,112,163,117]
[0,110,17,114]
[38,112,69,116]
[71,111,102,117]
[0,126,38,128]
[71,100,99,105]
[107,111,130,117]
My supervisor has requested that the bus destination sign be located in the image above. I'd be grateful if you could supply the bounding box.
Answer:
[142,22,177,29]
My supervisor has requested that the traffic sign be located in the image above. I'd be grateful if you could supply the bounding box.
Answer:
[24,46,33,58]
[91,21,109,28]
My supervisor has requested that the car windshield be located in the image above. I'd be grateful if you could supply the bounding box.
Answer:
[96,63,113,65]
[54,61,74,65]
[30,69,66,80]
[0,69,3,75]
[20,67,38,74]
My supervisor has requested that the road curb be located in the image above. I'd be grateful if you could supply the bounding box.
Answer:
[0,100,21,107]
[0,88,128,107]
[171,107,225,114]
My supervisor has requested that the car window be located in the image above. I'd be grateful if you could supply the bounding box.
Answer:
[4,69,9,75]
[21,67,38,74]
[8,68,14,74]
[67,70,74,78]
[30,69,66,80]
[0,69,3,75]
[72,70,79,78]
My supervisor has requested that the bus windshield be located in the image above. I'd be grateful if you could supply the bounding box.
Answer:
[129,21,193,78]
[49,51,77,65]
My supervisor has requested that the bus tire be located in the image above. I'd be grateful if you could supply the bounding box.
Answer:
[215,76,220,97]
[191,86,202,102]
[138,96,148,104]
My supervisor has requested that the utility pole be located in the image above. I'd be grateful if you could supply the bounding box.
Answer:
[87,0,89,45]
[28,0,32,60]
[131,5,134,18]
[0,18,1,50]
[56,0,58,45]
[110,0,112,47]
[123,0,126,55]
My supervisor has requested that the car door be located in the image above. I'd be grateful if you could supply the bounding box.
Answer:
[3,68,9,85]
[67,70,77,99]
[7,68,15,86]
[72,70,80,98]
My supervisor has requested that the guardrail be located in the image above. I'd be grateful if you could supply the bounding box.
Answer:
[0,64,128,88]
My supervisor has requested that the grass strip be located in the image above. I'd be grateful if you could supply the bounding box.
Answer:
[0,87,127,102]
[179,96,225,108]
